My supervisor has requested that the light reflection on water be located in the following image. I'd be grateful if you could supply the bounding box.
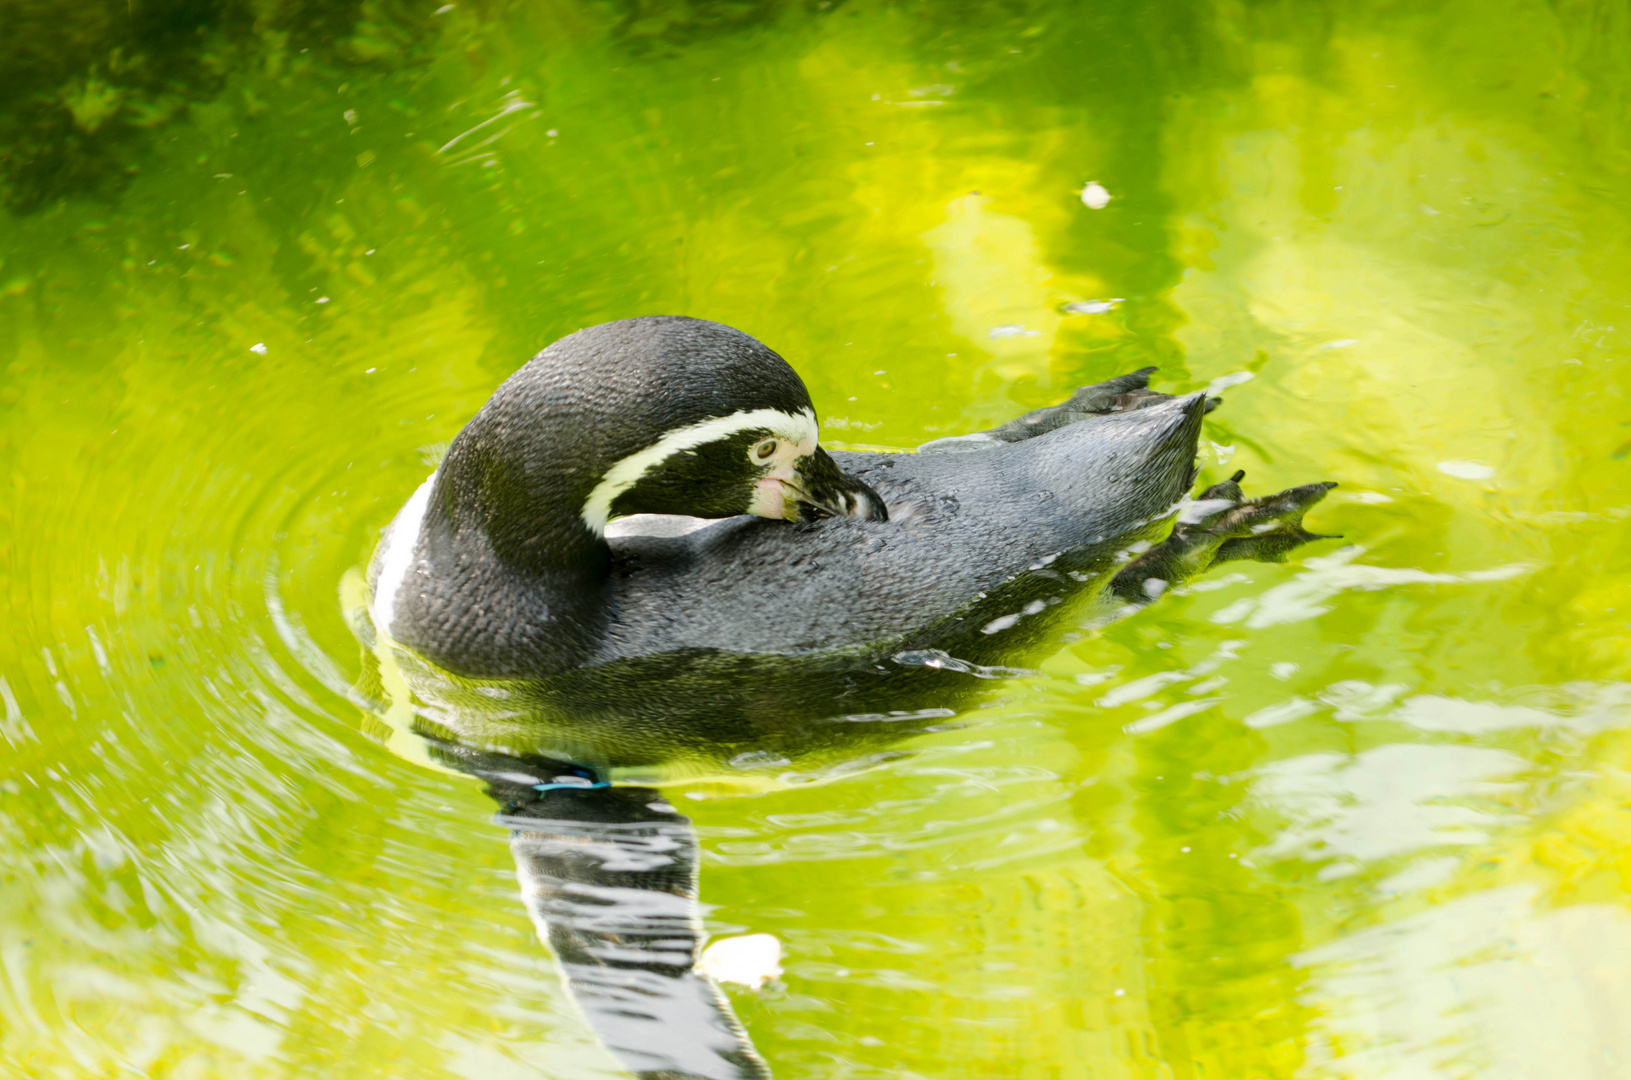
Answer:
[3,0,1631,1076]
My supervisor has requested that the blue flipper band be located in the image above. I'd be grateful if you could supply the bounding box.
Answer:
[533,780,611,793]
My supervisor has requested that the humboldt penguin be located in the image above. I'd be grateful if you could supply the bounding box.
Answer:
[362,315,1333,1080]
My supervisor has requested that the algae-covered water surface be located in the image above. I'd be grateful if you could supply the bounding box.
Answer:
[5,0,1631,1076]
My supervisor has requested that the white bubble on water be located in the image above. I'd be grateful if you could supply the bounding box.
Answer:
[1080,181,1111,208]
[699,934,783,988]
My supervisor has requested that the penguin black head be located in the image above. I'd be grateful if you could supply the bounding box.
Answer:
[434,316,886,569]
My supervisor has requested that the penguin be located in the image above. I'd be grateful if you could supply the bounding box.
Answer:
[360,314,1334,1080]
[369,315,1331,695]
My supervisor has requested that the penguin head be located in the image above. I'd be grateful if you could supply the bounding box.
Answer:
[589,404,885,529]
[435,317,885,567]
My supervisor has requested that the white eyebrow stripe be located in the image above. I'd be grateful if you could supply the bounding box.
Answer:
[580,406,818,534]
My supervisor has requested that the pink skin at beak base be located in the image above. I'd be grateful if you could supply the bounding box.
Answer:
[750,477,790,520]
[747,441,811,521]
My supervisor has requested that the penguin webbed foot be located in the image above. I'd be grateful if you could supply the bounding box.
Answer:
[1109,471,1338,604]
[1202,472,1341,566]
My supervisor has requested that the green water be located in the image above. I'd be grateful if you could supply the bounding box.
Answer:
[4,0,1631,1076]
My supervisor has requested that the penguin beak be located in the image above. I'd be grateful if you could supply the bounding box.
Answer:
[782,448,888,522]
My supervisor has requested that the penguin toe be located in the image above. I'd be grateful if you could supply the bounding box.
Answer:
[1207,480,1339,564]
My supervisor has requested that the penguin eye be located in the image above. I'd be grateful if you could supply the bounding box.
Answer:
[752,438,779,462]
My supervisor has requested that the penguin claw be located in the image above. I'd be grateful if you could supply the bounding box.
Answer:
[1195,469,1248,503]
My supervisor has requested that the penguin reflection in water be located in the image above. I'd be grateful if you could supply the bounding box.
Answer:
[358,316,1334,1079]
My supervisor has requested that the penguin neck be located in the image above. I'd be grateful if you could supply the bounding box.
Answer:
[413,456,615,678]
[453,485,610,583]
[434,434,613,581]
